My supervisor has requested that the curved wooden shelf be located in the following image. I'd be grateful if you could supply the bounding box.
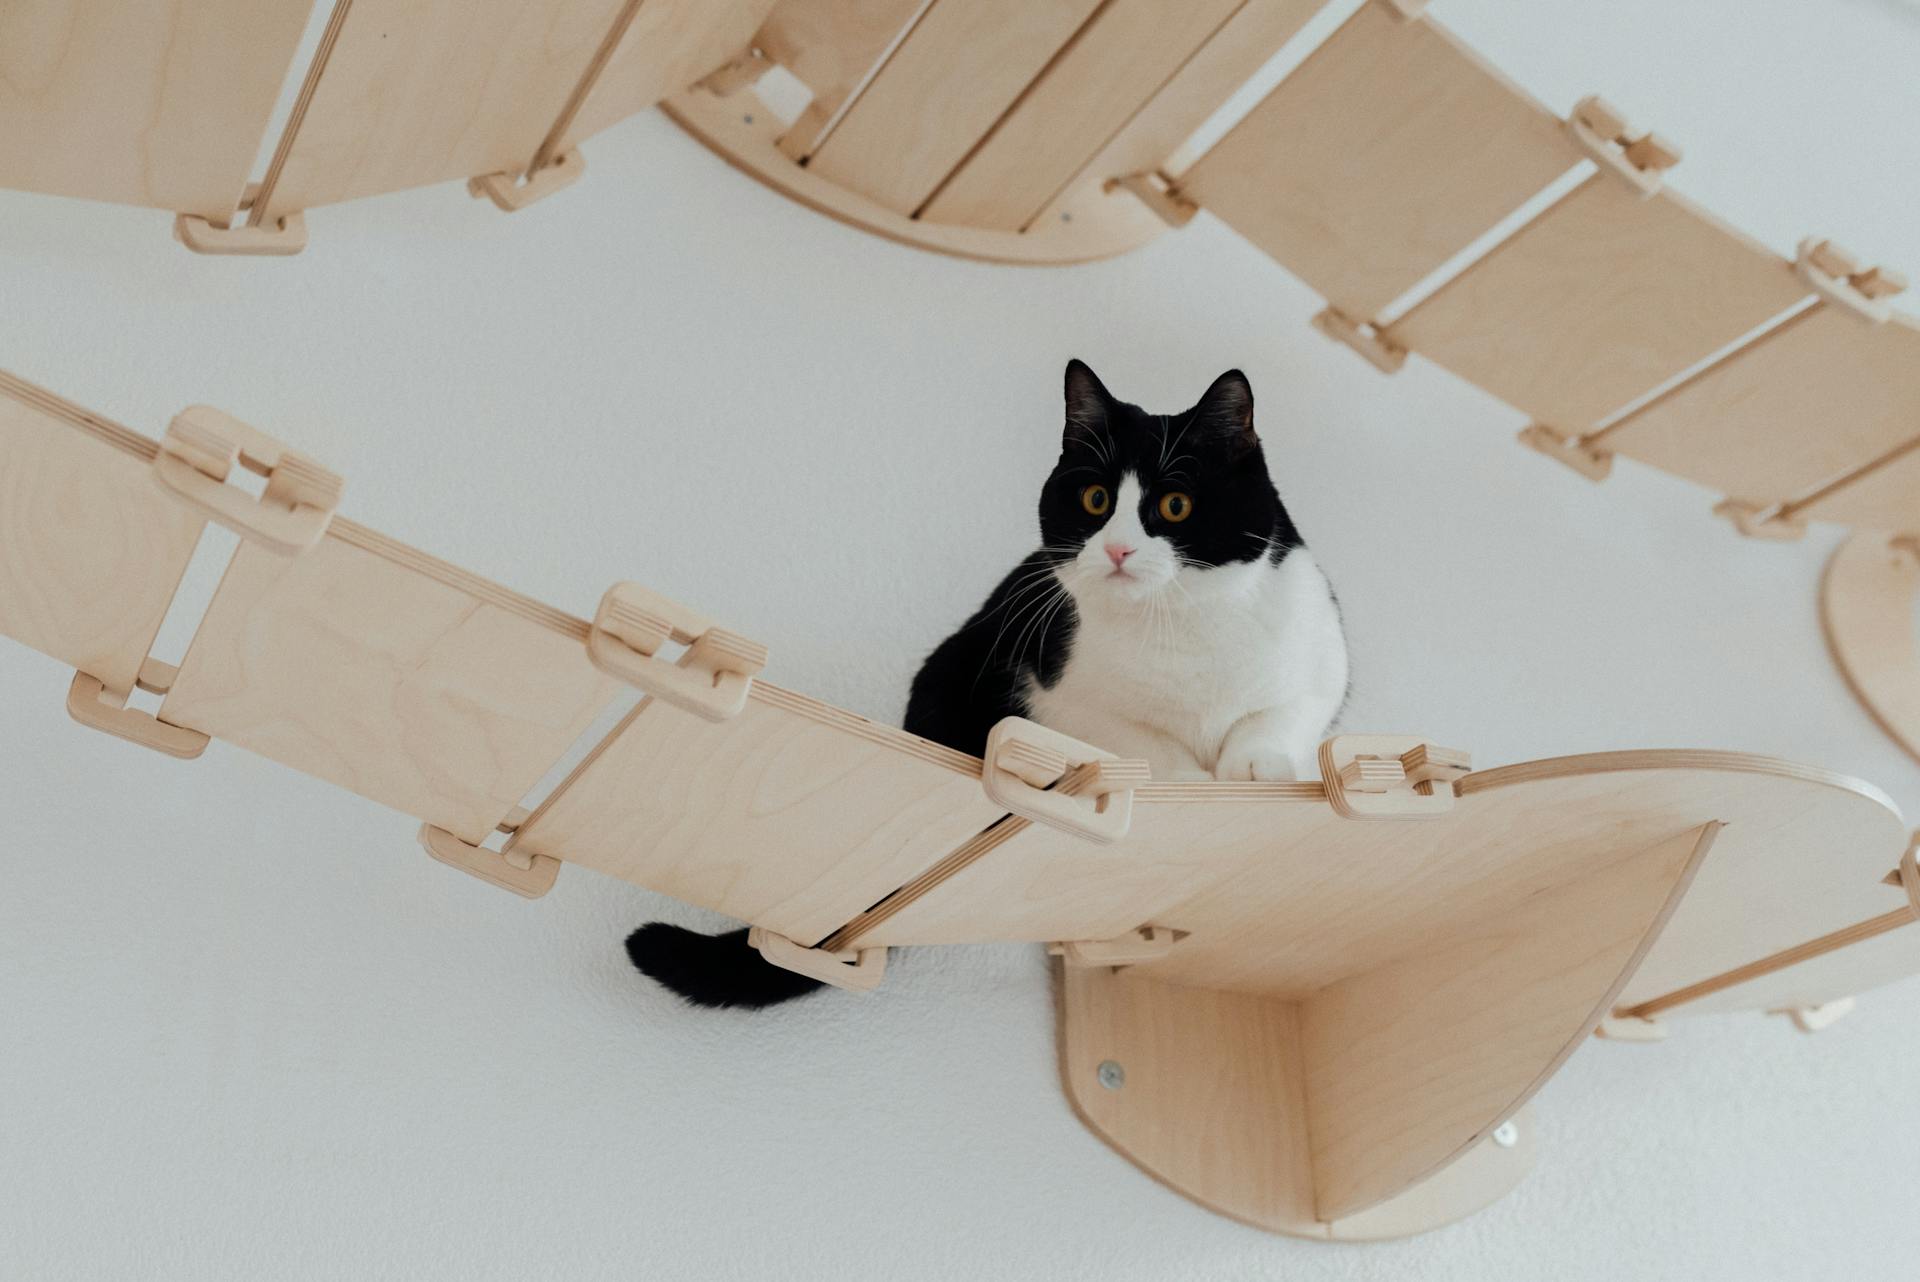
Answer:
[1822,532,1920,766]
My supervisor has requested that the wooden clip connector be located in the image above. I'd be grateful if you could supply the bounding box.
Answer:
[1795,237,1908,324]
[1772,998,1855,1034]
[469,150,585,213]
[1320,735,1470,818]
[174,183,307,257]
[697,49,773,97]
[1518,424,1612,481]
[419,810,558,899]
[1049,925,1181,969]
[589,583,767,721]
[1566,95,1680,197]
[1106,172,1198,229]
[1593,1013,1668,1042]
[154,407,341,554]
[1713,498,1806,542]
[66,661,208,760]
[1311,308,1407,374]
[983,718,1148,844]
[749,926,886,993]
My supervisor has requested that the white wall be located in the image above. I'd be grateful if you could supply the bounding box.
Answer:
[4,1,1920,1277]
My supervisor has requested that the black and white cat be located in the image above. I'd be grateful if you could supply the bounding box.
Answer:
[626,360,1348,1007]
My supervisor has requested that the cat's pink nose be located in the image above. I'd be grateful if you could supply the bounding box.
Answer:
[1105,542,1135,568]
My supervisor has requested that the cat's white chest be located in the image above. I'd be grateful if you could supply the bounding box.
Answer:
[1025,552,1347,779]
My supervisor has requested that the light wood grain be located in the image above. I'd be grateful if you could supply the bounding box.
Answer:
[1822,534,1920,765]
[0,0,312,219]
[1061,966,1319,1234]
[1179,2,1579,321]
[1384,179,1809,434]
[261,0,631,217]
[554,0,777,154]
[159,523,620,845]
[754,0,929,159]
[1323,1106,1534,1242]
[1791,420,1920,532]
[510,682,1005,947]
[662,85,1164,264]
[0,372,205,696]
[1598,306,1920,507]
[1300,821,1712,1218]
[920,0,1246,230]
[1029,0,1324,228]
[805,0,1106,216]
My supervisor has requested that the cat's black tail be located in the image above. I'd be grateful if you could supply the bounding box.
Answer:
[624,923,824,1009]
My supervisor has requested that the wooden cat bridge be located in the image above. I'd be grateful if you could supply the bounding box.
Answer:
[6,0,1918,760]
[8,366,1920,1240]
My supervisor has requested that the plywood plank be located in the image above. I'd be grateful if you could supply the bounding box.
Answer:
[805,0,1105,216]
[1180,2,1579,321]
[1598,307,1920,506]
[1822,533,1920,766]
[1384,179,1808,433]
[920,0,1246,230]
[261,0,630,217]
[0,372,205,695]
[1301,822,1710,1219]
[1794,427,1920,531]
[737,0,926,158]
[510,683,1005,946]
[0,0,312,219]
[557,0,778,152]
[159,522,621,845]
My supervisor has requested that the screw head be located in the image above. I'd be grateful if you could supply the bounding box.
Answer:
[1492,1121,1519,1148]
[1096,1060,1125,1090]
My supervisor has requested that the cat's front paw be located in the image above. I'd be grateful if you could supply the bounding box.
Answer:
[1214,749,1299,783]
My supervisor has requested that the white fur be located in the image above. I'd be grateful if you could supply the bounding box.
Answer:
[1026,475,1348,781]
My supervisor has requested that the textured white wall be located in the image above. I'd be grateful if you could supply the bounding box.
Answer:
[3,1,1919,1277]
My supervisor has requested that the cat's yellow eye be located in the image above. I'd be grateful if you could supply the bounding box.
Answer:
[1158,492,1193,523]
[1081,484,1111,516]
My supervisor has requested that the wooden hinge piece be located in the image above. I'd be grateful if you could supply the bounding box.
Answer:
[589,582,767,721]
[1566,95,1680,197]
[419,808,559,899]
[1319,735,1471,818]
[1311,308,1407,374]
[174,183,308,257]
[1795,237,1908,324]
[66,659,209,759]
[749,926,886,993]
[983,718,1149,844]
[469,149,587,213]
[154,406,341,554]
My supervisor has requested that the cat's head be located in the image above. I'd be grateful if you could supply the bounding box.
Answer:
[1040,360,1298,606]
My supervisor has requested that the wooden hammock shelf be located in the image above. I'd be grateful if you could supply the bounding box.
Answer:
[5,368,1920,1240]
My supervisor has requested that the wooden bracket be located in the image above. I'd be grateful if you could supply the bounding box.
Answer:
[588,582,767,721]
[1593,1013,1668,1042]
[419,808,559,899]
[1518,423,1612,481]
[983,717,1149,844]
[153,406,341,554]
[1772,997,1856,1033]
[468,149,586,213]
[696,48,773,97]
[1105,172,1198,229]
[1713,497,1806,542]
[174,184,307,257]
[1319,735,1470,818]
[748,926,886,993]
[1565,95,1680,197]
[1795,237,1908,324]
[1311,308,1407,374]
[66,660,208,760]
[1049,925,1181,969]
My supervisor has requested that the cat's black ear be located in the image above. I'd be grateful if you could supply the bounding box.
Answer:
[1195,369,1257,446]
[1063,359,1112,445]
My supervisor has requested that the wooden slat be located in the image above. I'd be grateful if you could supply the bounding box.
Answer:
[1301,821,1712,1220]
[920,0,1246,230]
[0,0,312,219]
[1598,307,1920,506]
[1384,179,1809,434]
[753,0,929,159]
[0,374,205,695]
[159,522,621,845]
[1030,0,1325,230]
[554,0,778,154]
[260,0,631,217]
[805,0,1106,217]
[1180,2,1580,321]
[509,683,1005,947]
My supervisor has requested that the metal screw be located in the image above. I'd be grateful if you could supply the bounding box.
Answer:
[1061,211,1073,222]
[1096,1060,1125,1090]
[1492,1121,1519,1148]
[743,114,755,125]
